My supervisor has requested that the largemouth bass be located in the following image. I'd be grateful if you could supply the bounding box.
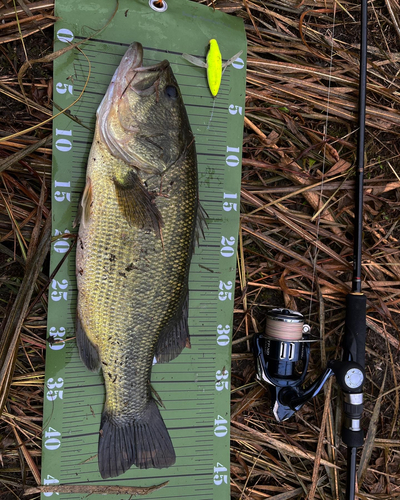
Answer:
[76,42,203,479]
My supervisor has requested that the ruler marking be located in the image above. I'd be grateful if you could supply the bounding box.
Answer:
[45,10,244,499]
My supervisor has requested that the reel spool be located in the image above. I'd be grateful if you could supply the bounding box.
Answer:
[265,308,309,341]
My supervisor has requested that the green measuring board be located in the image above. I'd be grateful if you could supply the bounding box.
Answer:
[43,1,246,498]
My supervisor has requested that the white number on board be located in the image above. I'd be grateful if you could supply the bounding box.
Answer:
[44,427,61,450]
[215,369,229,391]
[48,327,66,351]
[43,474,60,496]
[46,377,64,401]
[214,415,228,437]
[220,236,235,257]
[214,462,228,485]
[218,281,233,301]
[216,324,230,346]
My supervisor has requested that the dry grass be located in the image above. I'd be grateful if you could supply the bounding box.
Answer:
[232,1,400,498]
[0,0,399,498]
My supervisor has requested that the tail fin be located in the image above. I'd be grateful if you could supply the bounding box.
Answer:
[98,399,175,479]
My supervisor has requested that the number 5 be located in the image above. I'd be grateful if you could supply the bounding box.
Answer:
[229,104,242,115]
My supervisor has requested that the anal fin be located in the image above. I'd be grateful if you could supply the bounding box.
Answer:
[76,315,101,371]
[154,291,190,364]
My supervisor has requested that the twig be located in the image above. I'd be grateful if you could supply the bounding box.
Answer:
[24,481,169,496]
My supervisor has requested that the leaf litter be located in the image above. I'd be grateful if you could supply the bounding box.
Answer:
[0,0,399,498]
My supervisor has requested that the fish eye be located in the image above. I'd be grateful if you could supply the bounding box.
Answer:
[165,85,178,99]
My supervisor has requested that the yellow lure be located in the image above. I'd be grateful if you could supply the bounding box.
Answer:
[183,39,243,97]
[206,39,223,97]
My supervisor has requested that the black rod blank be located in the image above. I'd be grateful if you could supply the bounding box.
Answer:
[343,0,368,498]
[353,0,368,294]
[346,447,358,500]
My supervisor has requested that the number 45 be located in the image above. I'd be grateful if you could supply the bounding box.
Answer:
[214,462,228,485]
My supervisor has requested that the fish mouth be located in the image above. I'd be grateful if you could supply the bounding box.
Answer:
[129,60,169,94]
[119,42,144,73]
[135,59,170,73]
[118,43,170,95]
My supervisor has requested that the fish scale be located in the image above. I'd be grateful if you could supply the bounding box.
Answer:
[76,43,200,478]
[78,142,197,396]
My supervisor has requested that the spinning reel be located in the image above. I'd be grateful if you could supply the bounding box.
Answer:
[253,308,365,448]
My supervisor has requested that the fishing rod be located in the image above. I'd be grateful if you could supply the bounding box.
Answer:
[253,1,368,498]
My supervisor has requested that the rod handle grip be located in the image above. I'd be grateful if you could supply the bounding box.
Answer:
[344,293,366,368]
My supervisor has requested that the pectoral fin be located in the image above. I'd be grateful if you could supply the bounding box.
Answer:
[114,170,163,237]
[79,178,92,227]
